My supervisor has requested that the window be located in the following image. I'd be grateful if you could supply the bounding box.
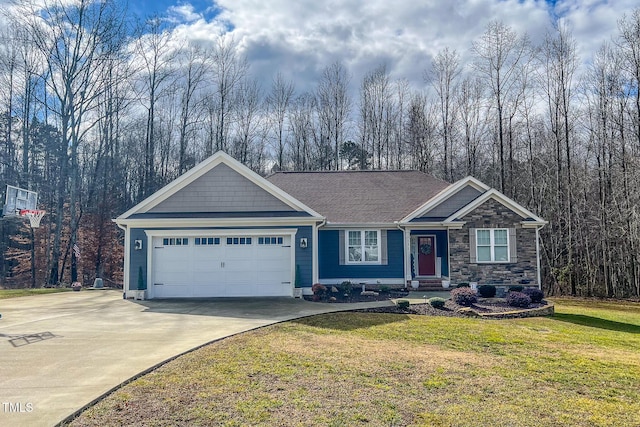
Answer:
[347,230,380,264]
[258,237,284,245]
[195,237,220,246]
[226,237,252,245]
[476,229,509,262]
[162,238,189,246]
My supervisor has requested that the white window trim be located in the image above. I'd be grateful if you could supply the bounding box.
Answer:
[476,228,510,263]
[345,230,382,265]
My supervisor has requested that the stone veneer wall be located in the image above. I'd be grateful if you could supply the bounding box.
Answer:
[449,198,539,285]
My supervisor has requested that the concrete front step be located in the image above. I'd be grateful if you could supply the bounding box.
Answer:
[412,286,451,292]
[407,280,450,292]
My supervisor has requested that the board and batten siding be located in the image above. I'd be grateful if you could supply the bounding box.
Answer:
[413,185,483,220]
[318,229,404,280]
[149,163,294,213]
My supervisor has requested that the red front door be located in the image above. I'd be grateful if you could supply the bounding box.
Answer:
[417,236,436,276]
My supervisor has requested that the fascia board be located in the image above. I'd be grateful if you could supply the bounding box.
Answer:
[144,228,299,237]
[399,222,465,230]
[320,222,400,229]
[401,176,490,223]
[113,216,322,229]
[117,151,323,220]
[445,189,546,223]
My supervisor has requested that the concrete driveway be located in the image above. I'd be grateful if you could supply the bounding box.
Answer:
[0,290,392,426]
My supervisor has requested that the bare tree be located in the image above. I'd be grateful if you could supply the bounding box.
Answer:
[205,35,248,154]
[359,64,394,169]
[427,47,461,181]
[134,16,176,197]
[15,0,126,284]
[472,21,530,193]
[406,92,438,173]
[617,9,640,152]
[267,73,294,170]
[539,22,579,294]
[289,92,316,170]
[317,61,351,169]
[456,76,487,177]
[232,77,263,166]
[176,40,209,174]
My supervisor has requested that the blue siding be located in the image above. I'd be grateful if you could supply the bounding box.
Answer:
[130,228,148,290]
[410,230,449,277]
[318,229,404,280]
[294,226,313,288]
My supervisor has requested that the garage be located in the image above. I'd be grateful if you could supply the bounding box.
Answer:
[149,232,294,298]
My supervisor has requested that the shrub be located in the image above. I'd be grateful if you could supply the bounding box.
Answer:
[396,299,410,310]
[428,297,446,309]
[477,284,496,298]
[379,285,390,293]
[338,281,352,296]
[311,283,327,301]
[456,282,470,288]
[522,287,544,303]
[509,285,524,292]
[506,291,531,308]
[451,287,478,306]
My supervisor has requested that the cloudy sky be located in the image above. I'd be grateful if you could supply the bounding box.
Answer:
[128,0,639,93]
[5,0,639,94]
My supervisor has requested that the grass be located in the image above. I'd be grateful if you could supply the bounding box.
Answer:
[0,288,72,299]
[71,298,640,427]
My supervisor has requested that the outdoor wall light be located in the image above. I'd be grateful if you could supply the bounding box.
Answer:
[134,239,143,250]
[299,238,308,248]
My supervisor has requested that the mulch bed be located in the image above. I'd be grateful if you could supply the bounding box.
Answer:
[359,299,551,317]
[303,290,410,303]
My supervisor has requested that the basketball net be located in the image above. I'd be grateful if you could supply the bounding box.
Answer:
[19,209,46,228]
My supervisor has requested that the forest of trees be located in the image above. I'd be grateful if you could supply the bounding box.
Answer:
[1,0,639,299]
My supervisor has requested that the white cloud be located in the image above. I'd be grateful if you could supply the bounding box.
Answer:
[167,4,202,24]
[150,0,640,93]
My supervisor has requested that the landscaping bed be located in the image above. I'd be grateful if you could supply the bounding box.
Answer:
[359,298,552,318]
[302,285,409,303]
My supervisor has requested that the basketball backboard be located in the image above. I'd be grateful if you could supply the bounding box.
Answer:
[3,185,38,217]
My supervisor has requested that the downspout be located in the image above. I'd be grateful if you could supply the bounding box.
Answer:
[395,221,409,287]
[536,223,546,290]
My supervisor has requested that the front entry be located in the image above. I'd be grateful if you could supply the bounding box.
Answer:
[417,236,436,276]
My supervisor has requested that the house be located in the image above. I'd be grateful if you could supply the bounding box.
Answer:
[114,151,547,299]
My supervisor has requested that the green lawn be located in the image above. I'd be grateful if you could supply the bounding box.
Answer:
[71,299,640,427]
[0,288,71,299]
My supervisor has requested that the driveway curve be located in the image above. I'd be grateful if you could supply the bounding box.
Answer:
[0,290,392,427]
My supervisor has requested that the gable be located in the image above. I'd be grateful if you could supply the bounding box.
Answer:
[445,188,546,226]
[458,198,527,227]
[412,185,482,221]
[116,151,323,221]
[149,163,293,213]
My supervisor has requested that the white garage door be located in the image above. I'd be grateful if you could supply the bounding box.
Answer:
[151,234,293,298]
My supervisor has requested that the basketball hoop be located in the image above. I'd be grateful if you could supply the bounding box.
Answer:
[19,209,46,228]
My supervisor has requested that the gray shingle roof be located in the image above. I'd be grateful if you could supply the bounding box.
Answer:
[266,170,451,224]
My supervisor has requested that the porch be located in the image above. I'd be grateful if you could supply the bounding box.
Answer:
[407,230,449,281]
